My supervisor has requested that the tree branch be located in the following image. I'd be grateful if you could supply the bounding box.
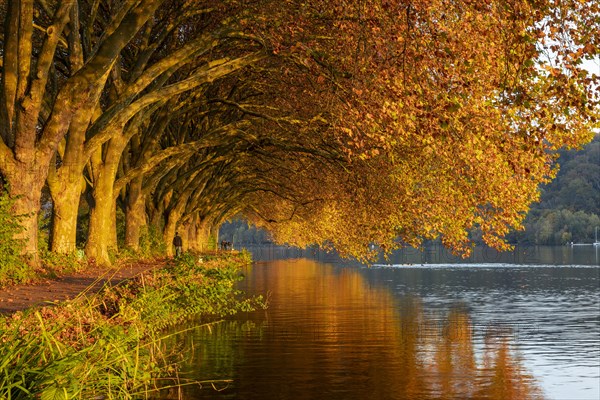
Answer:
[84,52,265,158]
[0,0,21,140]
[28,1,74,121]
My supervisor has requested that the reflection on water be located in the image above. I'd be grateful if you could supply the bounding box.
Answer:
[161,258,599,399]
[245,244,600,266]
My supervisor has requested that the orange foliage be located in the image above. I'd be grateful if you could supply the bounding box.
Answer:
[244,0,599,260]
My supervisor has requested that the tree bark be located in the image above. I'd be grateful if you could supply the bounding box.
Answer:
[180,224,190,252]
[5,165,45,263]
[210,224,220,251]
[49,180,82,254]
[109,200,118,251]
[85,144,120,266]
[124,176,146,251]
[194,217,215,252]
[85,174,115,266]
[186,218,197,251]
[163,208,182,257]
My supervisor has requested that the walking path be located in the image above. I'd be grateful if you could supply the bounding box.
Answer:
[0,258,169,314]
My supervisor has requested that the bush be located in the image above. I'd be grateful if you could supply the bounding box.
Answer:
[39,250,86,277]
[139,224,167,257]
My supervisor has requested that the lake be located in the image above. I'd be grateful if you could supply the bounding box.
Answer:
[163,246,600,399]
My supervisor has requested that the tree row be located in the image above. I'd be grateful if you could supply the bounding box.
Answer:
[0,0,598,267]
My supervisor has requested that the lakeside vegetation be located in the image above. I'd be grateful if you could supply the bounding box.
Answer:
[0,251,265,399]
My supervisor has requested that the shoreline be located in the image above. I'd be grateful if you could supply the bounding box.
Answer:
[0,251,264,399]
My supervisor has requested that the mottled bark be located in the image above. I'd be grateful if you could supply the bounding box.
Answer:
[180,225,190,252]
[85,144,121,266]
[186,218,197,251]
[194,218,215,251]
[85,178,114,266]
[109,200,118,251]
[48,83,103,253]
[5,165,45,263]
[49,181,82,254]
[124,177,146,251]
[163,208,182,257]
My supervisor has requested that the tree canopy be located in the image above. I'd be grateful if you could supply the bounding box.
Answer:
[0,0,598,267]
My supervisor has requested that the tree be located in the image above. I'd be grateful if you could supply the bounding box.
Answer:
[239,0,599,259]
[0,0,165,263]
[507,136,600,245]
[1,0,598,265]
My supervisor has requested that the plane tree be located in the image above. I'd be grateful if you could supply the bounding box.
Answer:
[124,0,600,260]
[41,1,264,264]
[1,0,597,265]
[112,78,255,253]
[0,0,167,262]
[238,0,600,258]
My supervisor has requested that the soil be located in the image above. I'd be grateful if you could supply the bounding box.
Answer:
[0,258,170,314]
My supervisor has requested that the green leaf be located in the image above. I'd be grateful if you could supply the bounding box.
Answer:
[40,386,69,400]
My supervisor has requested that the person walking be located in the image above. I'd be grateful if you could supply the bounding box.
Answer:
[173,232,183,257]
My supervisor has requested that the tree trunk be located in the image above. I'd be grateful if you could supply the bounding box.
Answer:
[109,200,118,251]
[85,169,115,266]
[194,218,214,252]
[181,224,190,252]
[210,224,220,251]
[163,208,182,257]
[186,220,196,252]
[125,177,146,251]
[48,99,100,254]
[49,175,83,254]
[148,202,164,231]
[7,169,45,264]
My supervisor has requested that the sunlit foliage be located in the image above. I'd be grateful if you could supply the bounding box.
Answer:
[0,0,598,264]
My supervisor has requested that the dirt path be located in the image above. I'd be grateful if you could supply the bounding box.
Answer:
[0,258,170,314]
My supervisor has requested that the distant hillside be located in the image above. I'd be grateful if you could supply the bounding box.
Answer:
[509,135,600,245]
[538,136,600,215]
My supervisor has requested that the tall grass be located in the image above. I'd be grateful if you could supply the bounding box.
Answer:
[0,250,264,399]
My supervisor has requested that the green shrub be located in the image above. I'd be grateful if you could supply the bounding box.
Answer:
[139,224,167,257]
[39,249,86,277]
[36,210,87,276]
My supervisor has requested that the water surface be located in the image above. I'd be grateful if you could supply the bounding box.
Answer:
[168,253,600,400]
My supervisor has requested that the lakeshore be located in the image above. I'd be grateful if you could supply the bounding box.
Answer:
[0,251,264,399]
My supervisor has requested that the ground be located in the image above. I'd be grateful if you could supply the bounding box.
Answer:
[0,258,169,314]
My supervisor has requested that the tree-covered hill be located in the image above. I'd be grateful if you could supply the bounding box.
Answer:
[538,136,600,215]
[509,135,600,245]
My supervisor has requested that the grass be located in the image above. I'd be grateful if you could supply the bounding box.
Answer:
[0,250,264,399]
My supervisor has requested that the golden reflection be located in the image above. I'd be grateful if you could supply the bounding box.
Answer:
[185,259,545,399]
